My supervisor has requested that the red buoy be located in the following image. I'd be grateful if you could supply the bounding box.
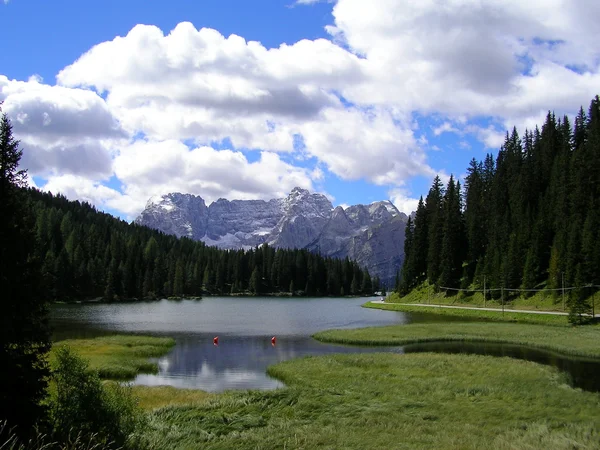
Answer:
[271,336,276,346]
[213,336,219,346]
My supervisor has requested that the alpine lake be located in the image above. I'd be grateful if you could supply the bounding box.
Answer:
[50,297,600,393]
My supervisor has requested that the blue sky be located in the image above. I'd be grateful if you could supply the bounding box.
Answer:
[1,0,598,219]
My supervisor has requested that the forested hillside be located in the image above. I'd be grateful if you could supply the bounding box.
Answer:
[26,189,378,301]
[399,96,600,303]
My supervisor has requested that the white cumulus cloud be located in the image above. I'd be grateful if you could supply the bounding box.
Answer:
[3,0,599,216]
[110,139,316,217]
[56,22,363,148]
[331,0,600,124]
[1,76,125,179]
[299,107,434,184]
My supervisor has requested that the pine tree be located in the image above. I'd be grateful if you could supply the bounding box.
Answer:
[574,106,587,151]
[410,197,429,284]
[399,216,414,294]
[568,265,592,325]
[351,273,360,295]
[202,261,214,293]
[425,176,445,286]
[0,108,51,439]
[249,267,261,294]
[464,159,486,284]
[580,208,599,285]
[142,267,153,299]
[521,225,542,293]
[104,258,118,301]
[437,176,465,289]
[394,270,401,293]
[361,271,373,295]
[173,260,185,297]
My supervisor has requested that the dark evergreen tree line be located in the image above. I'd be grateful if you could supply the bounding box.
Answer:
[399,96,600,307]
[25,189,377,300]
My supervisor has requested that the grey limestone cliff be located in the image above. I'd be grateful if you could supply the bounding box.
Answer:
[136,193,209,240]
[135,187,407,285]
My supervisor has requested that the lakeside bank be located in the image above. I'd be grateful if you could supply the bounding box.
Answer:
[365,299,572,325]
[47,297,600,449]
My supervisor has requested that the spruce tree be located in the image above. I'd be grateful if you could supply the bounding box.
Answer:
[0,108,51,439]
[425,176,444,286]
[464,159,485,284]
[173,260,185,297]
[399,216,414,294]
[361,271,373,295]
[249,267,261,294]
[437,176,466,289]
[568,265,592,325]
[410,197,429,284]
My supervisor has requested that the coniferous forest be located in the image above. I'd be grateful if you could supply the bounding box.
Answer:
[25,189,378,301]
[399,96,600,312]
[2,104,378,445]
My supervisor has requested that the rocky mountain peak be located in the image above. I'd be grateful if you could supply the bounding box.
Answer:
[368,201,400,217]
[282,187,333,218]
[135,192,208,240]
[136,188,408,285]
[289,186,310,197]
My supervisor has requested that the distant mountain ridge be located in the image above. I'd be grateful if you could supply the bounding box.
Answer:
[136,187,407,285]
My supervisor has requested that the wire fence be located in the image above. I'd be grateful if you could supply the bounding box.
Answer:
[421,282,600,314]
[437,285,600,293]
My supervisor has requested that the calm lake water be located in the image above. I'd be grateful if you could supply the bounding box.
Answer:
[50,297,600,392]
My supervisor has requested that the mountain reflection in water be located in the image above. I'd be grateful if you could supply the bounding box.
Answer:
[50,297,600,393]
[134,334,395,391]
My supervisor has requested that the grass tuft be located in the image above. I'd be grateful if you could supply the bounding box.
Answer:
[130,386,214,411]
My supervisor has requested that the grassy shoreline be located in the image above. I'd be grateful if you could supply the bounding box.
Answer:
[365,300,571,325]
[51,335,176,380]
[52,329,600,448]
[50,335,215,412]
[138,353,600,449]
[314,321,600,358]
[385,286,593,313]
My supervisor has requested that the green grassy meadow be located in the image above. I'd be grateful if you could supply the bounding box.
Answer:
[366,299,571,325]
[50,335,175,379]
[50,323,600,448]
[314,321,600,358]
[135,353,600,449]
[386,284,599,314]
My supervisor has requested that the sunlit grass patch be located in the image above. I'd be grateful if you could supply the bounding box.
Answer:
[383,284,597,318]
[130,385,213,411]
[314,321,600,358]
[367,298,570,325]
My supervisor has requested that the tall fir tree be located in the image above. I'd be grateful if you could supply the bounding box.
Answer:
[425,176,444,286]
[410,197,429,284]
[464,158,485,285]
[0,108,51,439]
[437,176,466,289]
[399,216,414,294]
